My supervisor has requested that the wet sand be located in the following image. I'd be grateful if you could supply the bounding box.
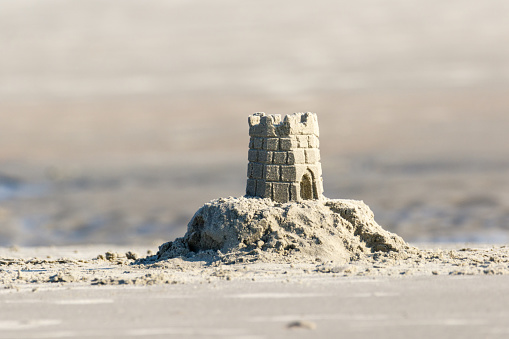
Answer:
[2,244,509,338]
[3,273,509,339]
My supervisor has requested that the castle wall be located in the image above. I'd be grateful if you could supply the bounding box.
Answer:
[246,112,324,203]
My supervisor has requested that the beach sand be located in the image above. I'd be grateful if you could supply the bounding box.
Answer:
[2,244,509,338]
[2,1,509,337]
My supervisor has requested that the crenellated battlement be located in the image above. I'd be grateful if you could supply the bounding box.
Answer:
[248,112,319,137]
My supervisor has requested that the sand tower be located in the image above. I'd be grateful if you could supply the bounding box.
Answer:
[246,112,324,203]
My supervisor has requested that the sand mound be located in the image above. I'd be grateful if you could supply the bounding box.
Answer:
[157,197,415,263]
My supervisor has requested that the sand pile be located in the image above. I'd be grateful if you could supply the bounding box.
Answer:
[157,197,416,264]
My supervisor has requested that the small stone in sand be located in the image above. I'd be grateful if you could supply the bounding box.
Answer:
[287,320,317,330]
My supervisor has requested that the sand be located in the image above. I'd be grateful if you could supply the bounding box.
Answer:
[2,2,509,337]
[13,188,509,289]
[2,244,509,338]
[3,244,509,289]
[2,197,509,289]
[2,269,509,339]
[2,215,509,338]
[157,197,413,263]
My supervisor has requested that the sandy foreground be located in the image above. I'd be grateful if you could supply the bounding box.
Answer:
[1,244,509,339]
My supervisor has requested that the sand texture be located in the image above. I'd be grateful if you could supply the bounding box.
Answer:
[1,243,509,291]
[157,197,413,264]
[2,238,509,337]
[2,198,509,289]
[2,2,509,337]
[2,267,509,339]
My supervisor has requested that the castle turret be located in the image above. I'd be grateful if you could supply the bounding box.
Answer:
[246,112,324,203]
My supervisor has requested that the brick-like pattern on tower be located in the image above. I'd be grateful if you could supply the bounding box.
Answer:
[246,112,324,203]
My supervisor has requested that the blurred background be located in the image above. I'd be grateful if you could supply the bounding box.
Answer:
[1,0,509,247]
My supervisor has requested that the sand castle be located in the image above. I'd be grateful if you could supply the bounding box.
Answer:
[246,112,324,203]
[157,111,411,262]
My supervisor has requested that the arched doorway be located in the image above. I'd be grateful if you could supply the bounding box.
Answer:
[300,170,317,200]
